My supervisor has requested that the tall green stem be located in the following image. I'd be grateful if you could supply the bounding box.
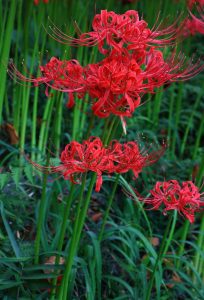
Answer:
[98,175,120,242]
[58,173,96,300]
[176,220,190,269]
[34,156,50,264]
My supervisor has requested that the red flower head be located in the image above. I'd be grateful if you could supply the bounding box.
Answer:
[31,137,163,192]
[9,47,203,117]
[48,10,180,54]
[141,180,204,223]
[8,57,85,107]
[55,137,107,192]
[84,49,142,117]
[83,48,203,117]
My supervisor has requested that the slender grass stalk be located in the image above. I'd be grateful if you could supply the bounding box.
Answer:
[37,96,55,160]
[52,93,63,156]
[146,94,152,121]
[19,9,46,153]
[176,220,190,269]
[167,84,175,159]
[196,153,204,187]
[192,119,204,160]
[13,0,22,134]
[153,87,163,128]
[31,76,40,161]
[0,0,16,125]
[171,83,183,156]
[0,1,9,50]
[31,39,47,161]
[98,174,120,242]
[193,216,204,276]
[180,91,202,157]
[50,184,75,300]
[145,210,177,300]
[103,117,117,145]
[34,155,50,264]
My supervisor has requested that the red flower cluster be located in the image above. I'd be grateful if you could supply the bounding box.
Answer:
[33,137,164,192]
[9,49,203,117]
[9,10,203,118]
[84,48,202,117]
[141,180,204,223]
[9,57,85,107]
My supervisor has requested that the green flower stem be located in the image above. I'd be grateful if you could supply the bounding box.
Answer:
[37,96,55,160]
[31,75,40,162]
[145,210,177,300]
[85,113,95,139]
[58,173,96,300]
[34,156,50,264]
[193,216,204,276]
[176,219,190,269]
[98,174,120,242]
[102,118,110,142]
[103,117,117,146]
[50,183,75,300]
[109,117,120,141]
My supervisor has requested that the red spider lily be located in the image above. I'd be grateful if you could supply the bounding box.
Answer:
[47,10,180,54]
[34,0,49,5]
[84,48,203,117]
[31,137,164,192]
[140,180,204,223]
[8,57,85,107]
[9,47,203,117]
